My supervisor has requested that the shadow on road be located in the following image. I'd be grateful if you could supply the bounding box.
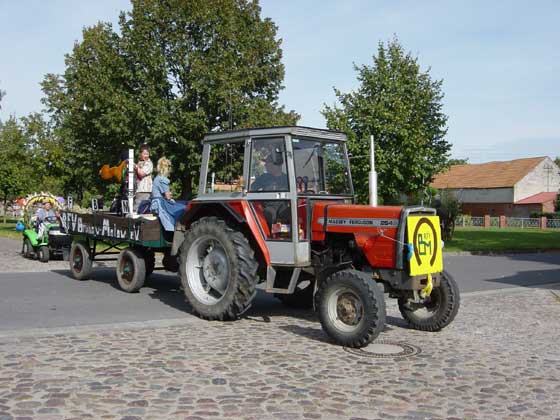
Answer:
[497,252,560,265]
[484,268,560,289]
[50,268,319,322]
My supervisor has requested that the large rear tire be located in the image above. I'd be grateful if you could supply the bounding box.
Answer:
[179,217,258,320]
[69,241,93,280]
[398,270,460,331]
[116,248,146,293]
[315,269,386,348]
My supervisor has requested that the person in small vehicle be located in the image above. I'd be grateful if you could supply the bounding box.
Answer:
[36,201,56,238]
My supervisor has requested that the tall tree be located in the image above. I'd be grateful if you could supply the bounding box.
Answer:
[0,85,5,112]
[323,37,451,204]
[0,118,35,222]
[42,0,298,199]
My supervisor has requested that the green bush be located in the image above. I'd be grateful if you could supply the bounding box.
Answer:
[530,211,560,219]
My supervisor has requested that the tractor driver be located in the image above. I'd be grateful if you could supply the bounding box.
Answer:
[250,152,288,192]
[36,201,55,239]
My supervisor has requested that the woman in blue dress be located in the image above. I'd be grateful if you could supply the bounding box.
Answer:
[150,157,186,231]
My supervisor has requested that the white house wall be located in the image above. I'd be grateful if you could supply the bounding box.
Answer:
[514,157,560,202]
[444,188,514,203]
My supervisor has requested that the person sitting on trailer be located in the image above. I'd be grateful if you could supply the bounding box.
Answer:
[134,143,153,212]
[150,157,186,232]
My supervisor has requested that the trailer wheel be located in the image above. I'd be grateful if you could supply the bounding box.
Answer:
[179,217,258,320]
[22,237,33,259]
[315,269,386,348]
[116,248,146,293]
[69,241,93,280]
[38,246,50,263]
[398,270,460,331]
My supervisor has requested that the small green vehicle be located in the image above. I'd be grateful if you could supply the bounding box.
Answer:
[20,193,71,262]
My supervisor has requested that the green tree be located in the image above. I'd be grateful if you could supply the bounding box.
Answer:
[0,118,35,222]
[42,0,298,199]
[449,158,468,166]
[0,85,5,112]
[21,113,68,194]
[323,37,451,204]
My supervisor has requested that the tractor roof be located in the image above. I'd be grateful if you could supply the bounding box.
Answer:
[203,126,347,143]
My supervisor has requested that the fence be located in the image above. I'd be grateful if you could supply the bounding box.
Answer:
[456,215,560,230]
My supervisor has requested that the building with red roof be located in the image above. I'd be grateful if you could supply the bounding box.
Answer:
[431,157,560,217]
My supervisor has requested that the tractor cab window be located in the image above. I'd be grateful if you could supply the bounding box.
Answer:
[205,141,245,194]
[248,138,289,192]
[292,138,352,195]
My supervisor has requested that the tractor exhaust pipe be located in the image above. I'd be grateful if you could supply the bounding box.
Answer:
[369,135,378,206]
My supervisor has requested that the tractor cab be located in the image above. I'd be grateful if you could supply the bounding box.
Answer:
[197,126,353,266]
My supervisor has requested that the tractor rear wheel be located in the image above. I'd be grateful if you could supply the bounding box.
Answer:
[38,246,50,263]
[69,241,93,280]
[398,270,460,331]
[315,269,386,348]
[22,238,33,259]
[116,248,146,293]
[179,217,258,320]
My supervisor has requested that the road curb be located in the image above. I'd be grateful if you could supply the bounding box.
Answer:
[444,249,560,256]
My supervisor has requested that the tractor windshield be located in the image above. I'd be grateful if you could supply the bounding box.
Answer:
[292,138,352,195]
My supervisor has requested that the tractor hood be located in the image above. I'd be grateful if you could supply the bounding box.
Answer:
[311,203,403,236]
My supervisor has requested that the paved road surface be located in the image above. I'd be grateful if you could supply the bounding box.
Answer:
[0,241,558,331]
[446,252,560,292]
[1,237,560,419]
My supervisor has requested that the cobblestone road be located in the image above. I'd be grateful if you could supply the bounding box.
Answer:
[1,238,560,419]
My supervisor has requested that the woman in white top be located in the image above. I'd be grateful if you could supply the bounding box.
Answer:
[134,144,153,211]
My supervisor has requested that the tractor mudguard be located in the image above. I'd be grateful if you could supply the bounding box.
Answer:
[23,229,40,247]
[174,200,271,265]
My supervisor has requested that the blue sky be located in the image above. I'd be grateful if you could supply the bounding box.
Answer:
[1,0,558,162]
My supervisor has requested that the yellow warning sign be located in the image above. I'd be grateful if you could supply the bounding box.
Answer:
[407,215,443,276]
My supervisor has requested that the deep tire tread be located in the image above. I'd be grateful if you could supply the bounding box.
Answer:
[398,270,460,331]
[178,217,258,321]
[315,269,386,348]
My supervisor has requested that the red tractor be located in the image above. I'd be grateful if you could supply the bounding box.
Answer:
[170,126,460,348]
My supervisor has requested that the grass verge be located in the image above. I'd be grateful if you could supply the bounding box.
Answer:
[444,228,560,253]
[0,220,22,241]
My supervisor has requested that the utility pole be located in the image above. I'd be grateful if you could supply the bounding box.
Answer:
[369,135,378,206]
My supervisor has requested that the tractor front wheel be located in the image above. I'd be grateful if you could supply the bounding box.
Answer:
[398,270,460,331]
[69,241,93,280]
[315,269,386,348]
[116,248,146,293]
[179,217,258,320]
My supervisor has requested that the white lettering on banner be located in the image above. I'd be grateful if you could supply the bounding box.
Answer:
[61,212,145,242]
[317,217,399,228]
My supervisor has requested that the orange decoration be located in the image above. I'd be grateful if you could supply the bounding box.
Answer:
[99,160,127,183]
